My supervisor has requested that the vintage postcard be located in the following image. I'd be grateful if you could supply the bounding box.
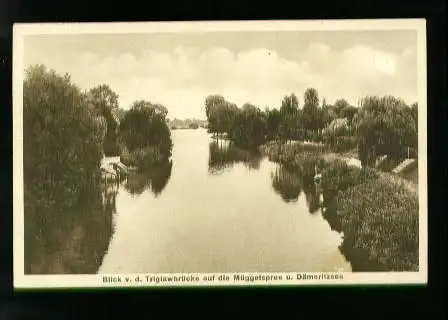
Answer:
[13,19,427,288]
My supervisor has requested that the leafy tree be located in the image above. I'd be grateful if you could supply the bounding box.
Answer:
[231,103,267,149]
[339,105,358,125]
[88,84,119,112]
[304,88,319,107]
[23,65,104,268]
[355,95,417,166]
[88,84,121,156]
[302,88,322,138]
[24,65,103,209]
[333,99,350,116]
[266,108,282,141]
[119,100,173,161]
[205,95,227,135]
[322,104,337,127]
[280,93,299,114]
[279,94,300,143]
[209,101,237,136]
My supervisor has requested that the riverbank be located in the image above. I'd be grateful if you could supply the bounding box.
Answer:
[259,141,419,272]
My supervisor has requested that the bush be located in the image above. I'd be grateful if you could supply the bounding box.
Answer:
[120,146,165,169]
[330,136,357,153]
[290,152,325,179]
[260,142,327,163]
[336,179,419,271]
[321,160,379,204]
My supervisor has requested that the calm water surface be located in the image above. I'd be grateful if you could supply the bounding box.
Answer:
[97,129,351,273]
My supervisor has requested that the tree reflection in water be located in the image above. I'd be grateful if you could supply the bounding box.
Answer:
[24,179,116,274]
[124,159,173,197]
[271,165,302,203]
[208,140,262,174]
[271,164,321,214]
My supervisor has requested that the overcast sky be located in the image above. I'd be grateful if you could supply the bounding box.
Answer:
[23,30,418,119]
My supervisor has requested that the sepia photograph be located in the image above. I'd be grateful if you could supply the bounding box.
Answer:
[13,20,427,288]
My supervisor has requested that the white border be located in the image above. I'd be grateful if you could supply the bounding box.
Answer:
[13,19,427,289]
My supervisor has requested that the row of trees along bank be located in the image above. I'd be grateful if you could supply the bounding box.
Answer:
[204,88,418,167]
[23,65,172,272]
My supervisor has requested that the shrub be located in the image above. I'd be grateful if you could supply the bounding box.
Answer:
[336,179,419,271]
[321,160,379,204]
[291,152,325,179]
[260,142,326,163]
[120,146,164,169]
[330,136,357,153]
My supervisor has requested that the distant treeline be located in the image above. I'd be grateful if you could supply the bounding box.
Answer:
[204,89,418,166]
[168,118,208,130]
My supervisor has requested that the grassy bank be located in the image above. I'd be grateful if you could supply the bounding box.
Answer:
[260,142,419,272]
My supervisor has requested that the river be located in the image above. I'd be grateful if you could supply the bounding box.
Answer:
[97,128,351,273]
[26,128,352,274]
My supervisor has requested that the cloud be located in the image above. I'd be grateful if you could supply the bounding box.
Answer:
[26,41,417,118]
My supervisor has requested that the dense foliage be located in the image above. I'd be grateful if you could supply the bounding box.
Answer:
[23,65,105,272]
[354,96,417,166]
[263,140,419,272]
[119,100,173,166]
[87,84,121,156]
[23,66,177,272]
[24,65,104,216]
[204,88,360,150]
[318,160,418,271]
[320,160,379,203]
[205,90,418,173]
[337,179,419,271]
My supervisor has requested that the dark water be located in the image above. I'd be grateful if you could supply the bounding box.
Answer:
[27,128,351,274]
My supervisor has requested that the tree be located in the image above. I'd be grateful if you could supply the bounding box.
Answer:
[304,88,319,107]
[130,100,168,120]
[340,105,358,125]
[333,99,350,117]
[322,104,337,127]
[355,95,417,166]
[322,98,327,108]
[88,85,121,156]
[302,88,322,139]
[231,104,267,149]
[266,108,282,141]
[205,95,227,135]
[23,65,104,252]
[279,94,300,143]
[88,84,119,114]
[119,100,173,161]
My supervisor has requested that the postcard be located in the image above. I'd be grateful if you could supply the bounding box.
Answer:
[13,19,427,288]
